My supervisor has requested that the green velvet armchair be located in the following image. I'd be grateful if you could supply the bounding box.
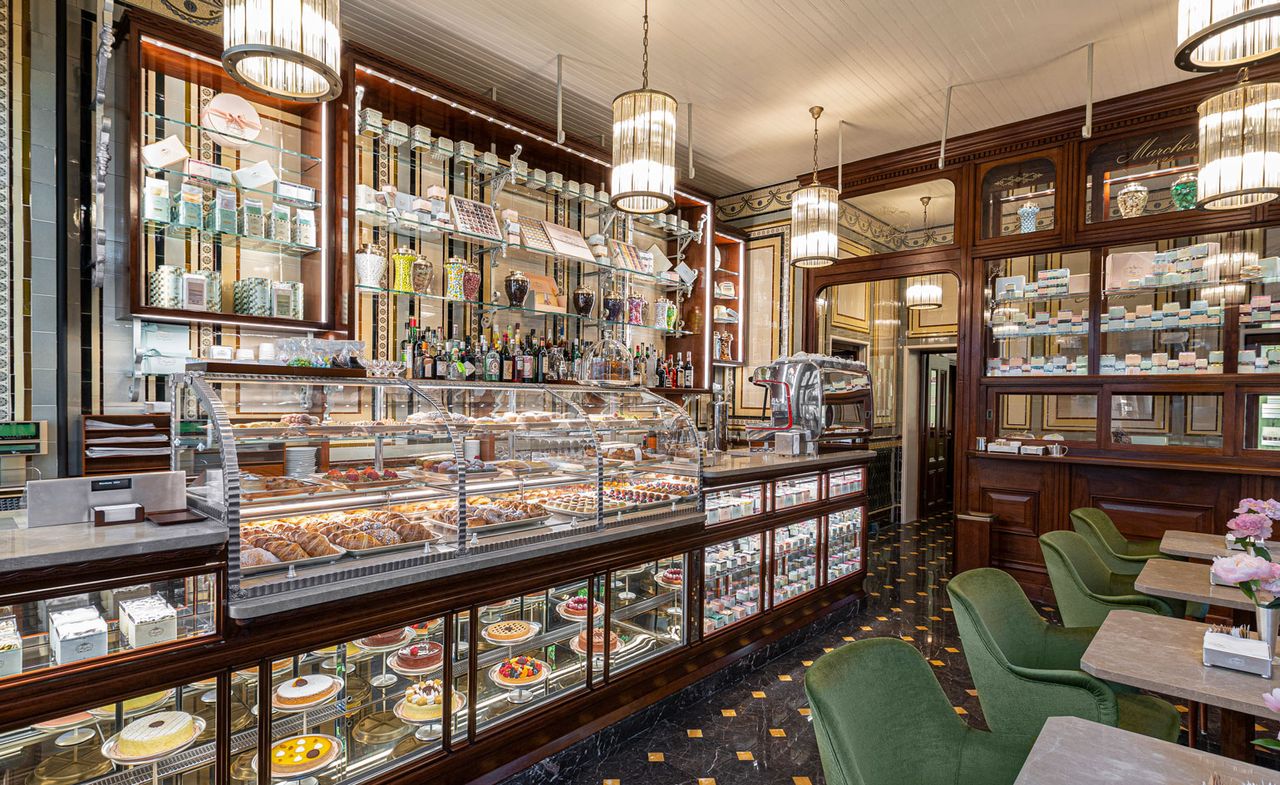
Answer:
[946,568,1181,743]
[805,637,1035,785]
[1040,529,1184,627]
[1070,507,1166,576]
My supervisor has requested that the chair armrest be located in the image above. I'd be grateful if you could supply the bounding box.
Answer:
[1035,625,1097,670]
[1092,592,1169,615]
[1003,664,1120,727]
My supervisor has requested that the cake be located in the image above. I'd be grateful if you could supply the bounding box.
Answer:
[398,679,461,721]
[557,596,594,620]
[49,607,107,666]
[116,711,195,758]
[119,596,177,649]
[269,735,336,777]
[358,627,409,648]
[273,674,339,708]
[394,642,443,671]
[575,628,620,654]
[658,568,683,586]
[411,618,442,637]
[493,656,545,686]
[484,620,533,642]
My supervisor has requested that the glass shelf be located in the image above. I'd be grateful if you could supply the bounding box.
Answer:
[1103,278,1224,298]
[990,326,1088,339]
[145,165,321,210]
[142,219,320,256]
[142,111,322,168]
[1101,318,1223,334]
[992,290,1089,307]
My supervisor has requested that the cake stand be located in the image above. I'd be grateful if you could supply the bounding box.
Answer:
[386,643,445,681]
[487,661,548,705]
[34,712,100,749]
[653,571,684,620]
[353,628,415,688]
[553,600,602,626]
[270,678,343,735]
[250,733,342,785]
[101,715,206,785]
[614,565,647,601]
[392,693,466,741]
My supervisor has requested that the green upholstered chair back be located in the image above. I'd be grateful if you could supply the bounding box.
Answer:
[1070,508,1128,553]
[946,568,1048,671]
[1042,529,1113,595]
[805,638,968,785]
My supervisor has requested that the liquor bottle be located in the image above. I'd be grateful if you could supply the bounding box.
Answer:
[401,318,418,371]
[571,339,583,381]
[656,355,667,388]
[685,352,695,388]
[485,331,500,382]
[501,332,514,382]
[523,331,536,382]
[434,337,448,380]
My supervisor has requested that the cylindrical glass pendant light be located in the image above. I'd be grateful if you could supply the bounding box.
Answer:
[905,275,944,310]
[222,0,342,102]
[1197,72,1280,209]
[1176,0,1280,72]
[791,107,838,269]
[611,0,677,214]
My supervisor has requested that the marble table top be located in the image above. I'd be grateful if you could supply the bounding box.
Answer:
[1082,610,1272,716]
[1159,530,1280,561]
[1136,558,1255,611]
[1014,716,1279,784]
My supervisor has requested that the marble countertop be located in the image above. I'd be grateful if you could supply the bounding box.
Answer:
[0,515,226,573]
[1158,530,1278,561]
[1081,610,1269,714]
[701,449,874,482]
[1014,716,1277,784]
[1136,558,1255,611]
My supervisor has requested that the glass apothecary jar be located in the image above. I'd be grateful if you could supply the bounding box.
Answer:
[979,157,1056,239]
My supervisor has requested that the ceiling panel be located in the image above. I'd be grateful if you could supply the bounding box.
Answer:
[343,0,1190,197]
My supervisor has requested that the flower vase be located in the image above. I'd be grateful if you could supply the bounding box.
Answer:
[1017,200,1040,234]
[1259,605,1280,663]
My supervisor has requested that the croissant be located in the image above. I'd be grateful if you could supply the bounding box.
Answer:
[391,521,431,542]
[331,530,379,550]
[262,539,308,562]
[368,527,402,546]
[241,547,281,567]
[289,530,338,557]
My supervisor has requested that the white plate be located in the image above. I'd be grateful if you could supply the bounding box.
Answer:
[101,715,205,765]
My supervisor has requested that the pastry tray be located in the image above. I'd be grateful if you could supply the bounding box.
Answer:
[241,546,349,576]
[342,537,436,558]
[540,502,627,518]
[445,512,552,535]
[241,476,341,502]
[312,474,417,491]
[410,468,505,485]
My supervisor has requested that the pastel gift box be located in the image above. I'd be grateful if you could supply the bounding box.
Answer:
[1152,352,1169,366]
[1179,351,1197,366]
[357,107,383,137]
[142,135,189,169]
[49,607,107,665]
[277,181,316,205]
[581,182,595,199]
[384,120,409,146]
[456,140,475,160]
[0,616,20,677]
[119,595,177,649]
[233,160,277,191]
[433,136,454,158]
[1210,350,1224,364]
[1108,306,1126,319]
[531,169,547,188]
[1196,358,1209,370]
[410,125,432,151]
[185,159,232,184]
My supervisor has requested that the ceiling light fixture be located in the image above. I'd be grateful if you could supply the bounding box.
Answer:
[791,106,839,269]
[610,0,677,214]
[905,274,944,310]
[1197,68,1280,209]
[1175,0,1280,72]
[222,0,342,102]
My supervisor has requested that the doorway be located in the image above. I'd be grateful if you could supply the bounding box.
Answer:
[918,351,956,515]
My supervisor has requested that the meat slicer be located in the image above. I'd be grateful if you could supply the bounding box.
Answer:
[748,353,873,451]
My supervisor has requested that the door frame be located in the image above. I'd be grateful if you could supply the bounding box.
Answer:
[906,347,957,519]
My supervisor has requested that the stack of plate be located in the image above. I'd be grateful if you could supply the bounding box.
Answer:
[284,447,317,477]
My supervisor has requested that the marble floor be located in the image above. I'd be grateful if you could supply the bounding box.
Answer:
[508,514,1280,784]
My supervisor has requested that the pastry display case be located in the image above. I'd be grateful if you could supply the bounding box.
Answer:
[826,508,865,582]
[984,250,1092,377]
[770,519,819,606]
[702,535,763,634]
[704,482,764,524]
[607,555,686,675]
[169,370,702,617]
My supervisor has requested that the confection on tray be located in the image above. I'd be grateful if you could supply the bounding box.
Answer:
[394,641,443,670]
[659,567,683,586]
[240,509,434,562]
[558,596,593,619]
[233,414,320,429]
[358,627,410,648]
[484,619,534,642]
[495,656,545,686]
[324,466,398,484]
[416,455,491,474]
[270,735,335,777]
[575,628,620,654]
[116,711,195,758]
[400,679,456,720]
[274,674,339,707]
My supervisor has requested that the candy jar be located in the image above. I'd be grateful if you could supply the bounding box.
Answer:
[721,332,734,360]
[572,284,595,316]
[1171,172,1198,210]
[504,269,530,307]
[652,297,670,329]
[411,254,434,295]
[392,246,416,292]
[355,244,386,288]
[462,261,482,302]
[603,286,625,322]
[666,299,679,331]
[1116,181,1149,219]
[444,257,467,301]
[627,293,646,325]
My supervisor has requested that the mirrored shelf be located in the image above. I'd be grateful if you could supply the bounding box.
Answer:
[144,165,322,210]
[142,110,323,170]
[142,219,320,256]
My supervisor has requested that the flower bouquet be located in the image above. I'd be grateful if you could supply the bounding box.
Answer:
[1225,498,1280,553]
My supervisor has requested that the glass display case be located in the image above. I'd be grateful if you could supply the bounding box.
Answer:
[979,157,1056,238]
[984,251,1092,377]
[1246,394,1280,451]
[704,483,764,524]
[774,475,820,510]
[608,555,685,674]
[702,536,763,634]
[828,466,865,497]
[0,574,217,681]
[993,393,1099,446]
[1110,393,1223,449]
[1085,125,1199,224]
[826,508,865,582]
[170,371,702,616]
[770,520,819,606]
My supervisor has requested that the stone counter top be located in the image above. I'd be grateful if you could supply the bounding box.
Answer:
[701,449,874,484]
[0,514,226,573]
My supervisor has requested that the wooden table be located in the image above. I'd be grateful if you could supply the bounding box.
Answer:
[1159,530,1279,561]
[1014,716,1279,784]
[1081,609,1273,761]
[1135,558,1254,612]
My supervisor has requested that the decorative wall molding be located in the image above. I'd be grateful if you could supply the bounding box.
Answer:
[0,0,13,421]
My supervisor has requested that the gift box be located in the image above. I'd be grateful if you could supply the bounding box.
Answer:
[148,265,185,309]
[119,596,177,649]
[0,616,20,677]
[233,278,272,317]
[49,607,107,666]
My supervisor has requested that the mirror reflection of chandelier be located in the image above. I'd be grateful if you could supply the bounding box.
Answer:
[905,274,943,310]
[915,195,941,245]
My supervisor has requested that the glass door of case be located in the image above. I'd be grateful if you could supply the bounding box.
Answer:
[770,520,819,606]
[608,555,686,675]
[826,508,865,581]
[703,536,763,634]
[985,251,1092,377]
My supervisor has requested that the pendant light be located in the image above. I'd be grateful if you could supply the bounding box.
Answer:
[1197,68,1280,209]
[1175,0,1280,72]
[905,275,944,310]
[610,0,678,215]
[791,106,839,269]
[222,0,342,102]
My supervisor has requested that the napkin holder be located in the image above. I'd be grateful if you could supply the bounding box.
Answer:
[1203,629,1273,678]
[92,502,145,527]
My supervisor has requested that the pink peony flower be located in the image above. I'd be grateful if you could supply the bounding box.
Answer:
[1260,562,1280,594]
[1228,512,1274,542]
[1236,498,1280,520]
[1265,688,1280,714]
[1211,553,1276,585]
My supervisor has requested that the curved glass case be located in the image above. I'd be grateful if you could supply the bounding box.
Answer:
[169,371,703,618]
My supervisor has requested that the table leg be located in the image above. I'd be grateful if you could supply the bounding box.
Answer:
[1220,708,1255,762]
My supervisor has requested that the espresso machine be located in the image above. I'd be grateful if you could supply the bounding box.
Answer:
[748,353,873,453]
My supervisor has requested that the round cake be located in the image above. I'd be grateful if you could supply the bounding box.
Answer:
[484,620,534,642]
[394,642,443,671]
[659,567,683,586]
[358,627,409,648]
[558,596,594,620]
[398,679,463,721]
[411,619,442,637]
[494,656,546,687]
[116,711,196,758]
[269,735,336,777]
[575,628,620,654]
[273,674,339,708]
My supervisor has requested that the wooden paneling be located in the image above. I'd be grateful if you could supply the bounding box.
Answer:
[1069,464,1240,540]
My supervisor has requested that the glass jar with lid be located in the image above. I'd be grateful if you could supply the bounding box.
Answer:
[582,329,635,386]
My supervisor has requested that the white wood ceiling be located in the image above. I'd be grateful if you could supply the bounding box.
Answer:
[343,0,1190,197]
